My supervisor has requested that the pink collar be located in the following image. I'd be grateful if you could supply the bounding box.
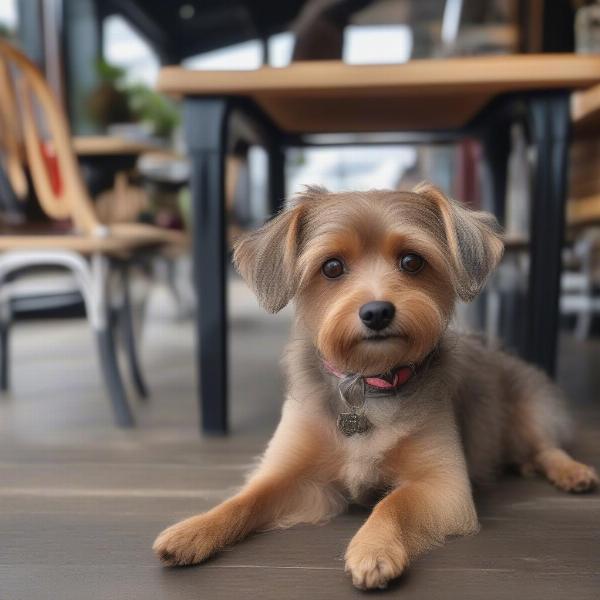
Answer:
[322,360,415,391]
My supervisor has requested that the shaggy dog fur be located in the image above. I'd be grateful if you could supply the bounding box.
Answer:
[153,184,598,590]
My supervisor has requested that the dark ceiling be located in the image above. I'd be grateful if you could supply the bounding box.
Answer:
[94,0,576,64]
[97,0,308,63]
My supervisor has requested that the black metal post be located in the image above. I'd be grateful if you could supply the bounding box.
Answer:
[481,125,510,223]
[267,144,286,216]
[525,91,570,376]
[0,319,9,392]
[184,98,230,434]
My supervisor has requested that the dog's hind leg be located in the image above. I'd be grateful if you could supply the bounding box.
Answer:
[153,404,345,566]
[504,358,598,493]
[527,447,598,493]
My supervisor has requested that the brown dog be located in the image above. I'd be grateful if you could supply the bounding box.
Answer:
[153,184,598,590]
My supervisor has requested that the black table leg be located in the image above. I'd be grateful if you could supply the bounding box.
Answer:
[482,125,510,223]
[525,91,570,376]
[267,144,286,216]
[184,98,230,434]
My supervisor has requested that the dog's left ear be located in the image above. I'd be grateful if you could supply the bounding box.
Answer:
[413,183,504,302]
[233,203,305,313]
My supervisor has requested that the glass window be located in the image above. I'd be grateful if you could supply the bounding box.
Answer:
[0,0,18,38]
[343,25,412,64]
[183,40,262,70]
[288,145,418,195]
[102,14,159,86]
[268,32,294,68]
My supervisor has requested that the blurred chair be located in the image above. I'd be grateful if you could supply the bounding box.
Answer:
[483,230,600,345]
[561,228,600,340]
[0,39,185,427]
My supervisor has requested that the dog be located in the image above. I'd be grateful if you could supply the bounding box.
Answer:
[153,184,598,590]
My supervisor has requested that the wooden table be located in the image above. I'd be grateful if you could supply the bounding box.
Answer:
[158,55,600,435]
[73,136,163,197]
[72,136,162,157]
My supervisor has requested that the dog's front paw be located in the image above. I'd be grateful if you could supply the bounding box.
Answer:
[344,528,408,590]
[153,513,223,567]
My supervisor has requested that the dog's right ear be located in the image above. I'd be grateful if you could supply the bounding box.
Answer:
[233,204,305,313]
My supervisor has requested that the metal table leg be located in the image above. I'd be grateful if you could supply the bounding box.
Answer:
[184,98,230,434]
[525,91,570,376]
[267,144,286,216]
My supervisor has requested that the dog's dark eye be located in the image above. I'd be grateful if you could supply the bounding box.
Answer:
[322,258,344,279]
[399,253,425,274]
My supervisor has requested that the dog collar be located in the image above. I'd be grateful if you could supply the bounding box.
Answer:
[322,360,415,392]
[321,356,430,437]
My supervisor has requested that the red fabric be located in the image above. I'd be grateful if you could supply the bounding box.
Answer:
[39,141,63,196]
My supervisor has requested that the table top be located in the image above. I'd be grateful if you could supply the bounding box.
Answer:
[72,136,163,157]
[158,55,600,133]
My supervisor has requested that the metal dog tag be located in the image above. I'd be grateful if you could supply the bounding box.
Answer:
[337,374,371,436]
[337,412,371,436]
[338,374,365,409]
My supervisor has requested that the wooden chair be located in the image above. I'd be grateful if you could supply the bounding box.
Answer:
[0,47,28,205]
[0,39,186,427]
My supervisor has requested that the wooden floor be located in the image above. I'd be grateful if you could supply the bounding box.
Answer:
[1,279,599,600]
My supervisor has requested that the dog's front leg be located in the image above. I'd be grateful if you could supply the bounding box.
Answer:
[153,404,342,566]
[345,421,479,589]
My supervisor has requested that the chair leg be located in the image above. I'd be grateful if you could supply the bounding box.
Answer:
[118,269,149,400]
[0,276,13,392]
[575,308,593,341]
[90,253,134,428]
[0,319,9,392]
[164,257,185,317]
[96,324,134,428]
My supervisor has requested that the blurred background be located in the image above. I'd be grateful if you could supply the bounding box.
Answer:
[1,2,600,598]
[1,0,599,433]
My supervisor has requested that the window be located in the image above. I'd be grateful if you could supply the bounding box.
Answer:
[343,25,412,64]
[183,40,262,70]
[102,15,159,85]
[288,145,417,195]
[268,32,294,68]
[0,0,18,38]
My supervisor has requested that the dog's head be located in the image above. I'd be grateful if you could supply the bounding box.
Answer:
[234,184,503,374]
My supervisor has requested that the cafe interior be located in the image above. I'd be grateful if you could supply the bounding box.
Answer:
[0,1,599,598]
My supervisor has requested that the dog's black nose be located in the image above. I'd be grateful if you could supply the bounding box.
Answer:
[359,301,395,331]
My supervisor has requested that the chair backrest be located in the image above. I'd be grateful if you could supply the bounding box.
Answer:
[0,52,28,201]
[0,39,101,234]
